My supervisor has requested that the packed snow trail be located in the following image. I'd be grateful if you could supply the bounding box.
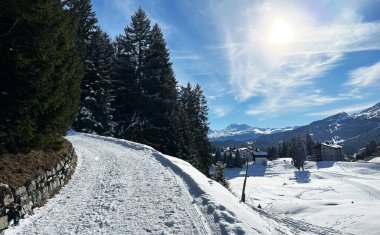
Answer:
[6,132,278,234]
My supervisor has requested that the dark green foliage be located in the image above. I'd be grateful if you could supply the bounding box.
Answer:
[356,140,380,159]
[305,132,314,156]
[177,83,212,175]
[0,0,83,153]
[364,140,379,156]
[290,134,306,171]
[213,161,229,188]
[267,146,279,159]
[112,8,212,175]
[113,8,151,142]
[73,28,114,135]
[234,149,243,167]
[63,0,98,60]
[214,148,222,163]
[139,24,178,154]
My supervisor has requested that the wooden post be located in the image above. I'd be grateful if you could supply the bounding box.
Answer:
[241,158,249,203]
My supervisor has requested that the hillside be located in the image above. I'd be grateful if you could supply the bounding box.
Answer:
[5,132,288,235]
[212,103,380,154]
[226,158,380,235]
[253,102,380,153]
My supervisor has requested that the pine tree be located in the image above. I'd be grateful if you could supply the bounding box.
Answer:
[290,134,307,171]
[113,8,151,142]
[0,0,83,153]
[234,149,243,167]
[177,83,212,175]
[214,148,222,164]
[73,27,115,135]
[213,161,229,188]
[63,0,98,60]
[139,23,178,155]
[305,132,314,156]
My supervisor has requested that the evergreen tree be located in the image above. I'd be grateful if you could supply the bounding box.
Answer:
[213,161,229,188]
[214,148,222,164]
[305,132,314,156]
[267,146,279,160]
[0,0,83,153]
[73,27,115,135]
[222,151,228,164]
[113,8,151,142]
[178,83,212,175]
[290,134,307,171]
[234,149,243,167]
[139,24,178,155]
[63,0,97,60]
[364,140,379,157]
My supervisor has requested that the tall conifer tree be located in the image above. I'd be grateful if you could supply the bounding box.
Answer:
[141,23,178,154]
[0,0,82,153]
[73,27,114,135]
[113,8,151,141]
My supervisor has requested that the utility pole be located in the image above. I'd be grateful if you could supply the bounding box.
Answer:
[241,157,249,203]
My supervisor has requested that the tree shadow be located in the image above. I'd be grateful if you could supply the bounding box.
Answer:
[316,161,336,169]
[224,162,267,179]
[294,170,311,183]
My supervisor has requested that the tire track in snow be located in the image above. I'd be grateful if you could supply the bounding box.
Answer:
[6,133,213,234]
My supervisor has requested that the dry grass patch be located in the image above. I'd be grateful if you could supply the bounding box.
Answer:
[0,138,73,189]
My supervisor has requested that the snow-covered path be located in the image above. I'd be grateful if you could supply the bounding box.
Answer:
[6,133,278,235]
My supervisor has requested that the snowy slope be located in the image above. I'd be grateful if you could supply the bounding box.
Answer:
[5,132,287,235]
[226,159,380,235]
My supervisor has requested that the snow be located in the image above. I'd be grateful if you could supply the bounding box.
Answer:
[5,132,284,235]
[226,158,380,235]
[208,124,294,139]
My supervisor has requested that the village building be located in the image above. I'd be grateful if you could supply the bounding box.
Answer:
[311,142,343,161]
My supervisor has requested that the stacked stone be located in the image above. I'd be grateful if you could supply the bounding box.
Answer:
[0,151,75,231]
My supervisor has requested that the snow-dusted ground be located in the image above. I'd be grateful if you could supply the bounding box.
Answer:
[226,158,380,235]
[5,132,287,235]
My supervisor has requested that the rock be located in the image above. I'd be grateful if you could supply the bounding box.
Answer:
[27,180,37,193]
[1,188,14,207]
[31,191,42,205]
[0,215,8,231]
[22,201,33,216]
[15,186,27,197]
[42,187,49,199]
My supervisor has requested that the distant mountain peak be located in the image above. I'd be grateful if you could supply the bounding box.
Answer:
[225,123,252,131]
[323,112,349,122]
[352,102,380,119]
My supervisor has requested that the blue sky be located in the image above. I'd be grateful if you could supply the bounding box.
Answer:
[92,0,380,130]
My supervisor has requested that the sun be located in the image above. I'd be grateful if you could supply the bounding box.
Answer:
[269,19,294,45]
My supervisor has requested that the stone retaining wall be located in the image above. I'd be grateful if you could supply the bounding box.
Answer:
[0,149,76,231]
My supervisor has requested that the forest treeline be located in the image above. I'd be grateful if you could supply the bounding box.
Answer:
[0,0,212,175]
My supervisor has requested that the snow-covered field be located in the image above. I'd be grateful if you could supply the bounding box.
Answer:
[5,132,288,235]
[226,158,380,235]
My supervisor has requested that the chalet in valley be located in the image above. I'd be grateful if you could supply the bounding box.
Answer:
[311,142,343,161]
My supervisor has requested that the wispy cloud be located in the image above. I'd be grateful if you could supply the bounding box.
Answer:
[345,61,380,87]
[211,106,231,118]
[207,0,380,116]
[307,102,375,117]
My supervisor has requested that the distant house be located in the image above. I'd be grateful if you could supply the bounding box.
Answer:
[238,147,253,159]
[252,151,269,165]
[312,142,343,161]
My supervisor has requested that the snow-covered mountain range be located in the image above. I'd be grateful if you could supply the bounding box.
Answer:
[211,102,380,154]
[208,123,295,142]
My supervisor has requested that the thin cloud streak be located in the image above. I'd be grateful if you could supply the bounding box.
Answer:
[307,103,376,117]
[345,61,380,87]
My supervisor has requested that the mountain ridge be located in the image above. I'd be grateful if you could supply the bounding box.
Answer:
[210,102,380,154]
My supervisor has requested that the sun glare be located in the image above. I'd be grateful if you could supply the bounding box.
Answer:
[269,19,294,45]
